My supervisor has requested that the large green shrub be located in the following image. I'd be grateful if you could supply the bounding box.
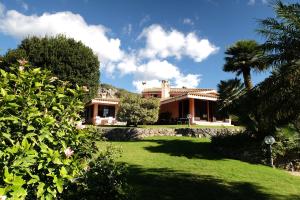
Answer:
[0,62,130,200]
[117,94,160,126]
[63,145,130,200]
[0,62,90,199]
[271,125,300,168]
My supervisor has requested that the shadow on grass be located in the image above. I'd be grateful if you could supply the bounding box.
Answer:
[143,139,224,160]
[127,165,264,200]
[126,165,299,200]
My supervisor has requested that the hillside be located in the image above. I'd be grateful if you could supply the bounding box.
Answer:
[99,83,139,98]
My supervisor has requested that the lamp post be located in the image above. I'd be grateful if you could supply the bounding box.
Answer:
[264,136,275,168]
[187,114,192,127]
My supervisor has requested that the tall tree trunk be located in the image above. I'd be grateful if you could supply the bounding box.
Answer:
[242,68,253,90]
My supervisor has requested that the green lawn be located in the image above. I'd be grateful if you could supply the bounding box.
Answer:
[98,136,300,200]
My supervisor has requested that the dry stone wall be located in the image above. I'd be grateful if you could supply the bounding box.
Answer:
[99,127,243,141]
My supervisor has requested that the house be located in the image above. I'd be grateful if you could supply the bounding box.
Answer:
[142,80,231,126]
[85,88,119,125]
[85,81,231,126]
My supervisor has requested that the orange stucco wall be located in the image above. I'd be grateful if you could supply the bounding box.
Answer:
[142,92,162,98]
[159,101,179,119]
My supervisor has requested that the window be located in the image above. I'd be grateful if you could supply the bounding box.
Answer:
[98,105,115,117]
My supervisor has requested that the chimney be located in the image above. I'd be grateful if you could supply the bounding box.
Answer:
[161,80,170,99]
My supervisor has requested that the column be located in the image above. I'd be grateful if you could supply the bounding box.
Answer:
[206,100,210,122]
[115,104,119,119]
[189,98,195,124]
[92,103,98,125]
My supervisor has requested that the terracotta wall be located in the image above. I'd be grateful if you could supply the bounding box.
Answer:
[160,101,179,119]
[142,92,161,98]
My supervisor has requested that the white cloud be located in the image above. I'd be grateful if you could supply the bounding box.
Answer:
[0,9,124,66]
[175,74,201,88]
[183,18,194,26]
[139,15,150,27]
[0,2,5,16]
[139,24,218,62]
[248,0,255,5]
[135,59,180,80]
[248,0,268,5]
[0,7,209,92]
[185,33,218,62]
[133,79,161,92]
[116,55,138,75]
[130,59,200,91]
[122,23,132,35]
[21,2,29,11]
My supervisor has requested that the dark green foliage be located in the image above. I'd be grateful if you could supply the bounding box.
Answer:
[272,125,300,167]
[0,63,88,199]
[249,61,300,134]
[224,40,266,90]
[63,147,130,200]
[217,78,245,115]
[1,35,100,102]
[0,49,27,71]
[211,132,265,164]
[117,94,160,126]
[258,1,300,66]
[0,63,129,199]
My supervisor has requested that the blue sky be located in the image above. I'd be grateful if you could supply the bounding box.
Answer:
[0,0,295,92]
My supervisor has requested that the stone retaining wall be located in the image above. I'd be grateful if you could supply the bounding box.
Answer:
[99,127,243,141]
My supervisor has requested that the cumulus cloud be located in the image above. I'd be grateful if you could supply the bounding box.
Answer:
[139,15,150,27]
[175,74,201,88]
[135,60,180,80]
[0,6,210,91]
[139,24,219,62]
[248,0,268,5]
[183,18,194,26]
[21,2,29,11]
[116,55,138,76]
[133,80,161,92]
[117,59,200,92]
[0,9,124,65]
[131,60,200,92]
[122,23,132,35]
[0,3,5,16]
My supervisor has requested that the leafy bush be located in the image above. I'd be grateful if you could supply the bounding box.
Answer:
[271,125,300,168]
[0,62,90,199]
[117,94,160,126]
[0,63,129,199]
[64,146,130,200]
[211,132,265,164]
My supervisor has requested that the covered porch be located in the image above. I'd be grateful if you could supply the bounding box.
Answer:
[85,98,119,125]
[159,94,231,126]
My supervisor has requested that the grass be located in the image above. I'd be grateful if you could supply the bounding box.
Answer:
[98,136,300,200]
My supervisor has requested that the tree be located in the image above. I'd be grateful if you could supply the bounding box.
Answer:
[224,40,266,90]
[217,78,245,115]
[1,35,100,101]
[251,1,300,134]
[258,1,300,66]
[117,94,160,126]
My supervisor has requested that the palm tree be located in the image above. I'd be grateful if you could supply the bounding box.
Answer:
[223,40,266,90]
[217,78,245,114]
[258,1,300,66]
